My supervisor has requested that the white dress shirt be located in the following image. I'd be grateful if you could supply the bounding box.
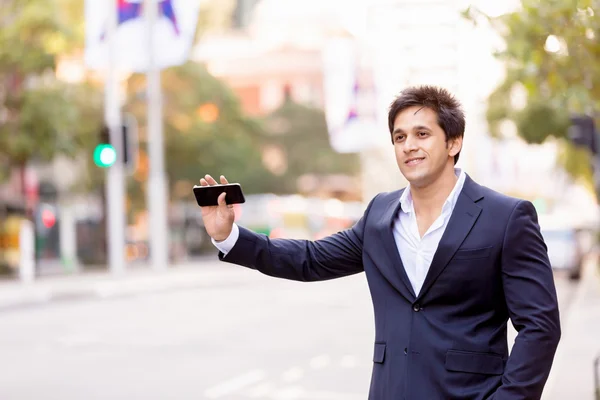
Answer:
[213,169,467,297]
[212,223,240,254]
[395,168,466,295]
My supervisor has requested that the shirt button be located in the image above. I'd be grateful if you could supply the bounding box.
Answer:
[413,304,421,312]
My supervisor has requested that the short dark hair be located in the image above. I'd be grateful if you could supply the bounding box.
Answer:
[388,85,465,164]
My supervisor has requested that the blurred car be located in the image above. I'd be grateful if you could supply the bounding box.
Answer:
[538,215,585,281]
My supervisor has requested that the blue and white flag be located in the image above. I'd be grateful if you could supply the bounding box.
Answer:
[85,0,201,72]
[322,36,378,153]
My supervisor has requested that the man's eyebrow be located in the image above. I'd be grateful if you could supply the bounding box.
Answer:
[393,125,431,134]
[413,125,431,131]
[392,125,432,135]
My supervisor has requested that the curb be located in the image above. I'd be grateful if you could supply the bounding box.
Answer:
[0,263,244,312]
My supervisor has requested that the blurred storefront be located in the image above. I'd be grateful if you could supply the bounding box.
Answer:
[0,198,26,275]
[235,194,363,241]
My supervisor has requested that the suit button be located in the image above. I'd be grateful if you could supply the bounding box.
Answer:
[413,304,421,312]
[404,348,408,355]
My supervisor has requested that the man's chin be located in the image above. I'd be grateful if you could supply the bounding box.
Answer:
[402,172,430,188]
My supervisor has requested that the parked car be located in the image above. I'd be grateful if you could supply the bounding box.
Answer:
[540,227,583,280]
[538,213,594,281]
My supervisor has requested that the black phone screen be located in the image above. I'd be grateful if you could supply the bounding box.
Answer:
[193,184,246,207]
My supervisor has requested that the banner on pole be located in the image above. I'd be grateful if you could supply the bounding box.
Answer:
[322,36,378,154]
[84,0,201,72]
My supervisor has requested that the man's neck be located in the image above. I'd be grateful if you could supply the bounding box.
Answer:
[411,168,458,215]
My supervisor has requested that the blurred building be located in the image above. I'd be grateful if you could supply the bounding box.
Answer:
[194,0,367,200]
[195,41,324,116]
[194,2,326,116]
[192,0,534,203]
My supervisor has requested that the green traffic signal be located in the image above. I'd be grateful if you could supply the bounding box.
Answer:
[94,144,117,168]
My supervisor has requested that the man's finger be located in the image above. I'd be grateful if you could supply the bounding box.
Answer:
[217,192,227,206]
[199,178,208,186]
[220,175,229,185]
[205,174,218,185]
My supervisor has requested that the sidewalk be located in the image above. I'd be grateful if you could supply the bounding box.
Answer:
[0,258,247,312]
[543,256,600,400]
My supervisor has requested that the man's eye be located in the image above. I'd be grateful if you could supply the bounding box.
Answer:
[418,132,428,137]
[394,136,404,142]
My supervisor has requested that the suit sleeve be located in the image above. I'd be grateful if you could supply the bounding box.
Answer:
[493,200,561,400]
[218,195,378,282]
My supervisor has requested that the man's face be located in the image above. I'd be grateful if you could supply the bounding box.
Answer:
[392,106,461,188]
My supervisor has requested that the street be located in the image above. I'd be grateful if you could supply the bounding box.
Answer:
[0,260,593,400]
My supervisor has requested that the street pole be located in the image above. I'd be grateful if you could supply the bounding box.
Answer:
[145,0,169,271]
[105,1,126,275]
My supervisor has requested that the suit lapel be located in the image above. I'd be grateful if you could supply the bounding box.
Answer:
[375,192,417,300]
[417,176,483,300]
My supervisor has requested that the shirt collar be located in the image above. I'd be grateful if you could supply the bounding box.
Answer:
[400,168,466,214]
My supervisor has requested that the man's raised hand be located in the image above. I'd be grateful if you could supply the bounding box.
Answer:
[198,174,235,242]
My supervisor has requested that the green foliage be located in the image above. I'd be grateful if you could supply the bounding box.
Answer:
[0,81,102,165]
[557,140,594,189]
[162,64,272,193]
[79,0,359,212]
[514,100,570,144]
[0,0,68,74]
[104,63,361,214]
[262,99,360,193]
[464,0,600,187]
[117,62,278,211]
[0,0,102,184]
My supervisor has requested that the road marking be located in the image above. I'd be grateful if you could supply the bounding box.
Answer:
[57,334,100,347]
[204,369,267,398]
[267,388,363,400]
[309,354,331,370]
[340,355,358,368]
[298,390,364,400]
[271,386,305,399]
[282,366,304,382]
[246,382,275,398]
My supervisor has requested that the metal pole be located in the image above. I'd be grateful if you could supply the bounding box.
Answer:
[19,219,35,284]
[105,1,126,275]
[145,0,169,270]
[594,354,600,400]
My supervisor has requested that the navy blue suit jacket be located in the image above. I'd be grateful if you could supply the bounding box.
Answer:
[220,175,561,400]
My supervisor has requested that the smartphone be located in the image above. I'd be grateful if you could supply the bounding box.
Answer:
[193,183,246,207]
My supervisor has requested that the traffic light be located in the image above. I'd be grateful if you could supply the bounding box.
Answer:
[568,114,600,199]
[41,208,56,229]
[36,204,58,232]
[94,114,138,171]
[568,114,598,154]
[94,126,117,168]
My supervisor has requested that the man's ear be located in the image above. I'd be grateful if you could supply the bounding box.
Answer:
[448,136,463,158]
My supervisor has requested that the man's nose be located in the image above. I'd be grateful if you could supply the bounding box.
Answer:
[403,135,418,152]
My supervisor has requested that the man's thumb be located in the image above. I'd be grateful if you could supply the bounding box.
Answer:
[217,192,227,207]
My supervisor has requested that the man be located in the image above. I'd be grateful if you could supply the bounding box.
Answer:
[198,86,561,400]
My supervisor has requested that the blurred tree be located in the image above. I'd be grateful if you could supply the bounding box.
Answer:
[80,0,272,218]
[83,0,358,216]
[121,62,278,210]
[195,0,237,35]
[464,0,599,191]
[0,0,102,199]
[262,96,361,194]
